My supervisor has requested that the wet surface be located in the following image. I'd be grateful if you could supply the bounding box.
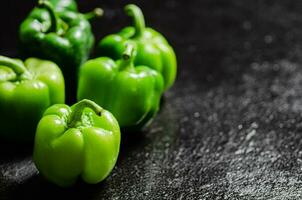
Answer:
[1,0,302,199]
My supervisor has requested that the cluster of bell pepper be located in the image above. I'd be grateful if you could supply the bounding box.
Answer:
[0,0,177,187]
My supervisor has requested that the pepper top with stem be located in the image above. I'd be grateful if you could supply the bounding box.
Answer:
[38,0,103,34]
[68,99,103,128]
[0,56,32,81]
[84,8,104,20]
[124,4,145,38]
[119,44,136,71]
[27,0,103,32]
[96,4,177,91]
[38,0,61,34]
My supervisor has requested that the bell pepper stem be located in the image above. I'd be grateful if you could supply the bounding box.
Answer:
[84,8,104,20]
[38,0,60,33]
[0,56,28,76]
[125,4,145,37]
[119,44,135,71]
[68,99,103,128]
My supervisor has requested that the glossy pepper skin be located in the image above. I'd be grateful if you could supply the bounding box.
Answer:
[97,4,177,91]
[19,1,102,102]
[0,56,65,141]
[19,0,100,71]
[49,0,78,12]
[78,44,164,130]
[34,99,121,187]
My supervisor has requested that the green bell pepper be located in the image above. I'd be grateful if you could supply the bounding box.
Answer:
[77,44,164,130]
[0,56,65,141]
[49,0,78,12]
[96,4,177,91]
[19,0,102,102]
[33,99,120,187]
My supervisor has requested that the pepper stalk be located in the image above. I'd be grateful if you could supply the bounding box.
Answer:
[84,8,104,20]
[125,4,146,38]
[68,99,103,128]
[38,0,61,33]
[0,56,31,81]
[119,44,135,71]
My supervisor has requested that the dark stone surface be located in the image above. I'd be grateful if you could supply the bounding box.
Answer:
[1,0,302,199]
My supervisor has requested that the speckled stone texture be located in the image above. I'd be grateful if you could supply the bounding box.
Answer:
[1,0,302,199]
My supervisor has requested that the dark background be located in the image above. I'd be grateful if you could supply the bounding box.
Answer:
[1,0,302,199]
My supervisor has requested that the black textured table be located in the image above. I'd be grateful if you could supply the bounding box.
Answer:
[1,0,302,199]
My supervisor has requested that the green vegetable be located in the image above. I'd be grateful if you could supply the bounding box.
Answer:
[77,44,164,130]
[0,56,64,141]
[19,0,102,102]
[96,4,177,91]
[49,0,78,12]
[34,99,120,187]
